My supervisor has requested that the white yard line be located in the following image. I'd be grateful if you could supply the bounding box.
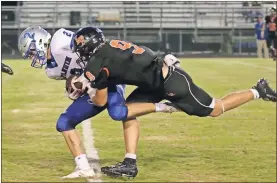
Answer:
[81,119,102,182]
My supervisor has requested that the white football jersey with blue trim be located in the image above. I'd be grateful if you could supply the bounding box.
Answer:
[45,28,83,80]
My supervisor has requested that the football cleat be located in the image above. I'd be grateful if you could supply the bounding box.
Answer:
[61,167,95,179]
[164,54,181,68]
[101,158,138,178]
[1,63,14,75]
[252,78,277,102]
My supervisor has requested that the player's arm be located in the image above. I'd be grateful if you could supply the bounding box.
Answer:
[91,88,108,107]
[84,57,109,106]
[44,47,67,80]
[85,69,109,106]
[45,60,65,80]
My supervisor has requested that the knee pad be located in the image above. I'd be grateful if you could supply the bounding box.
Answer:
[56,114,76,132]
[108,105,128,121]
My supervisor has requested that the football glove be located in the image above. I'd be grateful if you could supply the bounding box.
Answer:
[92,68,109,90]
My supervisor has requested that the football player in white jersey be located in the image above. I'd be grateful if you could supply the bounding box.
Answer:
[18,26,126,178]
[17,26,177,179]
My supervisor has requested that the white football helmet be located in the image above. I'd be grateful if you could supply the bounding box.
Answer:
[18,26,51,68]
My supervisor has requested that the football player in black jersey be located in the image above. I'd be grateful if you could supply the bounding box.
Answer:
[72,27,277,178]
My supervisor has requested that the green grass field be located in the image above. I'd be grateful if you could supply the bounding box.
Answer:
[2,58,276,182]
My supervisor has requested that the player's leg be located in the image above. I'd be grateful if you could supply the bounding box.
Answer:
[164,67,276,117]
[101,85,139,178]
[105,85,128,121]
[105,86,178,122]
[105,85,141,162]
[57,94,106,178]
[122,118,139,158]
[125,87,179,120]
[209,78,276,117]
[101,86,168,178]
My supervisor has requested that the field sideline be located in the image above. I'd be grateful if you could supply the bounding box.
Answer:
[2,58,276,182]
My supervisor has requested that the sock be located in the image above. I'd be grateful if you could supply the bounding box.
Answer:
[124,153,137,164]
[125,153,137,159]
[155,103,167,112]
[75,154,91,170]
[250,89,260,99]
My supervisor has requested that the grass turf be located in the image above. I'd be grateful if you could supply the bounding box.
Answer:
[1,58,276,182]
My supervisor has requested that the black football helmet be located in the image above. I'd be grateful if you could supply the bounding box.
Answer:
[72,27,105,61]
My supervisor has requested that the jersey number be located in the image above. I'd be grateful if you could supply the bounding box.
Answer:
[109,40,145,54]
[63,31,72,37]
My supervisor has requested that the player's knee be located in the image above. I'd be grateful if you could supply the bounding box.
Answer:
[108,105,128,121]
[56,114,76,132]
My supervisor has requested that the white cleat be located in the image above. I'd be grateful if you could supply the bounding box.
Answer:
[62,168,95,179]
[164,102,181,113]
[164,54,181,67]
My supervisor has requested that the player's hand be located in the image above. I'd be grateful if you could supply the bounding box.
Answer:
[93,68,109,89]
[85,82,97,98]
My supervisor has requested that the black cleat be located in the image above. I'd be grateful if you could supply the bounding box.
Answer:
[101,158,138,178]
[1,63,14,75]
[252,78,277,102]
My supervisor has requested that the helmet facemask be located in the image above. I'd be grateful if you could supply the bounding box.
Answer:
[23,40,48,68]
[73,36,92,60]
[18,26,51,69]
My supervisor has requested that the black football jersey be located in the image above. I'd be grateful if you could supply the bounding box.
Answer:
[84,40,164,90]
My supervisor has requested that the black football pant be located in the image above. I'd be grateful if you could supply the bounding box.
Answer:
[126,66,214,117]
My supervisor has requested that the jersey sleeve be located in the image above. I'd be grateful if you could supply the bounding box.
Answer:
[45,67,65,80]
[84,58,110,89]
[84,57,103,82]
